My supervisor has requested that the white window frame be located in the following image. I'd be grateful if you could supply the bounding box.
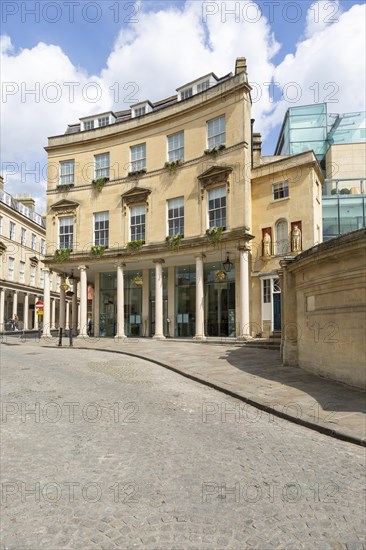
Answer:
[272,182,289,200]
[263,279,271,303]
[59,216,74,249]
[134,106,146,117]
[0,215,2,236]
[30,265,36,286]
[40,239,45,255]
[60,160,75,185]
[130,144,146,172]
[84,119,94,131]
[21,227,26,246]
[167,197,184,236]
[95,153,110,179]
[181,87,193,100]
[19,261,25,283]
[9,221,15,240]
[167,132,184,162]
[207,115,226,148]
[31,233,36,250]
[197,80,210,92]
[130,205,146,241]
[56,275,61,292]
[8,257,15,281]
[207,186,227,229]
[94,211,109,246]
[98,116,110,127]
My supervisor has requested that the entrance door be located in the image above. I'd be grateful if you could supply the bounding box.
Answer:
[205,282,236,337]
[273,293,281,330]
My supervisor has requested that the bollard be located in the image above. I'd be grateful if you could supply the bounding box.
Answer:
[69,328,73,347]
[58,328,63,347]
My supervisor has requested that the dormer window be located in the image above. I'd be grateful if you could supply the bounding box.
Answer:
[84,120,94,131]
[181,87,193,100]
[197,80,210,92]
[131,101,153,118]
[98,116,110,127]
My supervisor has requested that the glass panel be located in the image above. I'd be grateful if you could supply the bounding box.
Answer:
[99,272,117,337]
[124,270,143,337]
[322,198,339,239]
[175,265,196,338]
[339,198,364,234]
[204,262,236,337]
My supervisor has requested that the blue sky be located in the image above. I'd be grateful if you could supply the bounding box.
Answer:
[1,0,365,209]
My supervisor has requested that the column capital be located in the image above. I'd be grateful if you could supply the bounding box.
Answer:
[78,265,89,272]
[153,258,165,265]
[115,261,126,268]
[41,267,51,273]
[195,253,206,260]
[238,245,251,253]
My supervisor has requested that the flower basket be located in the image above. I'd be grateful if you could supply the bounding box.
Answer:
[166,234,183,250]
[127,169,146,178]
[92,177,109,192]
[127,240,145,251]
[164,159,182,175]
[53,248,72,263]
[204,144,225,157]
[215,270,227,282]
[90,245,107,257]
[132,276,143,287]
[206,226,225,247]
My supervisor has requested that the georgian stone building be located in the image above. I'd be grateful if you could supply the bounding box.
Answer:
[0,177,62,331]
[43,58,323,339]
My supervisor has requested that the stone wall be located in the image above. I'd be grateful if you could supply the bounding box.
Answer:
[280,229,366,388]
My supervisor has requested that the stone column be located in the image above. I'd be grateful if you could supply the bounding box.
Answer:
[23,293,29,330]
[153,259,165,339]
[51,298,56,330]
[78,304,80,330]
[65,302,70,330]
[42,268,51,337]
[194,254,205,340]
[280,258,298,366]
[0,287,5,332]
[59,277,66,330]
[71,280,78,335]
[116,263,126,338]
[12,290,18,319]
[78,265,88,337]
[239,246,250,338]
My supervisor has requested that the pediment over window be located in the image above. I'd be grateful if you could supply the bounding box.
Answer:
[50,199,80,216]
[197,165,233,189]
[29,256,39,265]
[121,187,151,206]
[0,241,6,255]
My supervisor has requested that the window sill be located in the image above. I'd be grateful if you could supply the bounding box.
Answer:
[271,196,290,204]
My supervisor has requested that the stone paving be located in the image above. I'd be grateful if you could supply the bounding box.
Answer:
[27,335,366,445]
[1,344,365,549]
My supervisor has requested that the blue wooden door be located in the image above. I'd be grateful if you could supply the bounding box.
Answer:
[273,293,281,330]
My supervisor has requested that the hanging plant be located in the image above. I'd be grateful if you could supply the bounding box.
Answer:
[53,248,72,262]
[132,275,143,287]
[206,226,225,247]
[215,270,227,282]
[127,240,145,251]
[90,245,107,256]
[57,184,72,192]
[166,234,183,250]
[204,144,226,157]
[127,169,147,178]
[164,159,182,175]
[92,177,109,192]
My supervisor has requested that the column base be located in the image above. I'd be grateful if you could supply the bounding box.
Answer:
[193,335,207,341]
[41,333,52,339]
[115,334,127,341]
[236,335,252,342]
[153,334,166,340]
[77,333,89,338]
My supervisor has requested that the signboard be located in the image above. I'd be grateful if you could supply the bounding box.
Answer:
[35,301,44,312]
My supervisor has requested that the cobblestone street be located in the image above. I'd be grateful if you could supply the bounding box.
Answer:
[1,344,365,549]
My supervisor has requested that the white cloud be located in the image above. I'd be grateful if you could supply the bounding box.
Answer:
[305,0,341,38]
[1,1,365,212]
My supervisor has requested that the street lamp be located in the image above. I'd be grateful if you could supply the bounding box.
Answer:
[223,255,233,273]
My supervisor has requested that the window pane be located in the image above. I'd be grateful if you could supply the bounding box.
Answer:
[208,186,226,228]
[167,197,184,236]
[95,153,110,178]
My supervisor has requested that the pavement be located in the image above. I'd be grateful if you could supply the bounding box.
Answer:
[4,333,365,446]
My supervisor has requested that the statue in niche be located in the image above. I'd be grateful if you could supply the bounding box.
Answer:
[263,232,272,257]
[292,225,302,252]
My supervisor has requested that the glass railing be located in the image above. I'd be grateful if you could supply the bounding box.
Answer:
[323,178,365,197]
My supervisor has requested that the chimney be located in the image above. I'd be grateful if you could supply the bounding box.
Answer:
[253,132,262,167]
[235,57,247,75]
[18,194,35,210]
